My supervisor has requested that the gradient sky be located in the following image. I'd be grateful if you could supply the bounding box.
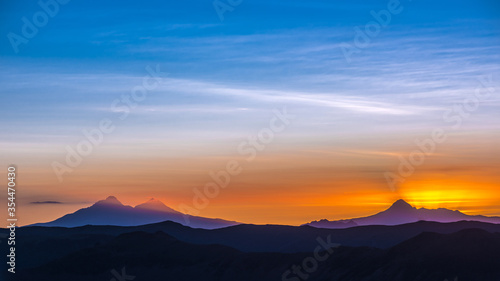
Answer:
[1,0,499,226]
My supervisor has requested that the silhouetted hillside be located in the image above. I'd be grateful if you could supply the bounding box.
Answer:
[12,228,500,281]
[30,196,239,229]
[306,199,500,228]
[15,220,500,256]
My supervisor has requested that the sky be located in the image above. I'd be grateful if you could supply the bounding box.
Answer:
[0,0,499,226]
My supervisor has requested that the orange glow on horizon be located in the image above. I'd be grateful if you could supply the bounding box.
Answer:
[3,139,500,226]
[399,176,498,212]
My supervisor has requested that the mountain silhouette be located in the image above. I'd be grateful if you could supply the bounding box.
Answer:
[305,199,500,228]
[16,220,500,262]
[12,225,500,281]
[134,197,180,213]
[30,196,238,229]
[93,195,123,206]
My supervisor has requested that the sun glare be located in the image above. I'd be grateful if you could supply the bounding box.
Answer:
[400,180,490,210]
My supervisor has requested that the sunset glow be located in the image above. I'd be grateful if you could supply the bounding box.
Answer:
[1,0,499,227]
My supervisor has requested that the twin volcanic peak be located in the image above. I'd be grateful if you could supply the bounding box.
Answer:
[135,197,181,213]
[32,197,500,230]
[305,199,500,229]
[32,196,238,229]
[93,195,123,206]
[93,196,179,213]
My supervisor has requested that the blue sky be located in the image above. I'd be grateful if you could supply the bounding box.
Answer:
[1,0,500,225]
[1,0,499,162]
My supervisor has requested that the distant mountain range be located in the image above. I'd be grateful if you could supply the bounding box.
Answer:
[17,220,500,255]
[8,220,500,280]
[31,197,500,230]
[305,199,500,228]
[30,196,239,229]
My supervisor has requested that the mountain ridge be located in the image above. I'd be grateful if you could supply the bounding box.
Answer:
[305,199,500,229]
[134,197,181,213]
[29,195,239,229]
[12,222,500,281]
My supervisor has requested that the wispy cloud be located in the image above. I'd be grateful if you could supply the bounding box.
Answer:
[30,201,63,204]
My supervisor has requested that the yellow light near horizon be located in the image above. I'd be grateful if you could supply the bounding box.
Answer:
[404,190,466,208]
[400,180,490,210]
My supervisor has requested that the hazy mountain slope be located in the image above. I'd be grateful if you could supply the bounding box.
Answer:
[12,220,500,258]
[30,196,239,229]
[306,199,500,228]
[13,228,500,281]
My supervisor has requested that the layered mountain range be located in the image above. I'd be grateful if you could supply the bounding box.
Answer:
[31,197,500,231]
[31,196,239,229]
[305,199,500,228]
[8,220,500,280]
[9,197,500,280]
